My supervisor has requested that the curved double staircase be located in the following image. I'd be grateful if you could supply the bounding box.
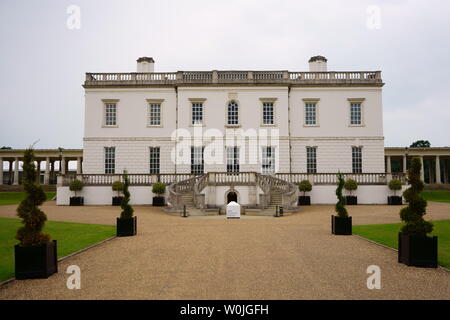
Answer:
[166,172,298,215]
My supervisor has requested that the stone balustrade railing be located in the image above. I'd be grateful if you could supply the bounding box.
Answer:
[84,71,382,87]
[59,172,406,187]
[275,172,406,185]
[59,173,196,186]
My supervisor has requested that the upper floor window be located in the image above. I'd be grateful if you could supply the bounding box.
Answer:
[149,147,160,174]
[306,147,317,173]
[149,103,161,126]
[104,147,115,174]
[352,146,362,173]
[192,102,203,125]
[262,102,274,125]
[305,103,317,125]
[104,101,118,126]
[147,99,164,126]
[348,98,365,126]
[350,103,362,125]
[191,146,204,174]
[227,101,239,125]
[261,146,275,174]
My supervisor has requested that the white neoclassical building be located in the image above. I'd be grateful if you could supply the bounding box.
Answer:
[57,56,401,209]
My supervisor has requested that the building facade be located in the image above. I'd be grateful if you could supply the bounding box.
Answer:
[82,56,385,177]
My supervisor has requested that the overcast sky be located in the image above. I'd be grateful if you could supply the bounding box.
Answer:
[0,0,449,149]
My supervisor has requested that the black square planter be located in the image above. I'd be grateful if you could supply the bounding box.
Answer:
[70,196,84,206]
[15,240,58,280]
[117,216,137,237]
[112,196,123,206]
[152,196,165,206]
[398,233,438,268]
[346,196,357,205]
[331,215,352,235]
[298,196,311,206]
[388,196,402,205]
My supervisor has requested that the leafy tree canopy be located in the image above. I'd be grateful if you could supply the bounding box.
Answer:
[410,140,430,148]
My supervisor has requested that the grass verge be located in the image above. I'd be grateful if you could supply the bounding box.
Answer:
[0,192,56,205]
[353,219,450,269]
[0,217,115,282]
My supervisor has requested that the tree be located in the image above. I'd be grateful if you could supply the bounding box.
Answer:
[410,140,430,148]
[400,157,433,236]
[152,182,166,197]
[1,146,12,149]
[15,148,51,246]
[298,180,312,196]
[112,180,124,197]
[388,179,402,196]
[335,172,348,218]
[120,170,134,219]
[69,179,83,197]
[344,179,358,196]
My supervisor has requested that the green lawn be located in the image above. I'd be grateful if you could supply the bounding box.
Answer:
[421,190,450,203]
[0,192,56,205]
[0,217,115,282]
[353,219,450,268]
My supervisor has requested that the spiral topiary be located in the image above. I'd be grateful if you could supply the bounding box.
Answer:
[335,172,348,218]
[15,148,51,246]
[400,157,433,236]
[120,170,134,219]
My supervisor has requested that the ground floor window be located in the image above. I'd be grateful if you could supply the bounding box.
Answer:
[149,147,160,174]
[104,147,115,174]
[306,147,317,173]
[191,146,204,174]
[352,146,362,173]
[261,146,275,174]
[226,147,240,173]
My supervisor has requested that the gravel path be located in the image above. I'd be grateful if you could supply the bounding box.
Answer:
[0,202,449,299]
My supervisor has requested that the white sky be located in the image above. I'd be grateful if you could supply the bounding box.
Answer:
[0,0,449,149]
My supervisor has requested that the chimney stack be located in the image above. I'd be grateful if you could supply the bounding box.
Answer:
[308,56,327,72]
[136,57,155,72]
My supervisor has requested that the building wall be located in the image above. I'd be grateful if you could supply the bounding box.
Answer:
[83,85,384,174]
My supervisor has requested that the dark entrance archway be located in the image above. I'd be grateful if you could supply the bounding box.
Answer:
[227,191,238,204]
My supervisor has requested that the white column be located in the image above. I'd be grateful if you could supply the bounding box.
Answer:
[386,156,391,173]
[36,160,41,183]
[0,157,3,185]
[436,155,442,184]
[61,157,66,175]
[77,157,82,174]
[44,157,50,184]
[420,156,425,182]
[403,155,407,173]
[13,157,19,185]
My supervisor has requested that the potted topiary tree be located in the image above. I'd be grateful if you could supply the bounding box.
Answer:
[398,157,437,267]
[116,170,137,237]
[388,179,402,205]
[298,180,312,206]
[69,179,84,206]
[344,178,358,205]
[152,181,166,206]
[332,172,352,235]
[15,148,57,279]
[112,180,124,206]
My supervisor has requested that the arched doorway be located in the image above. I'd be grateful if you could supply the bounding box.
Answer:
[227,191,238,204]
